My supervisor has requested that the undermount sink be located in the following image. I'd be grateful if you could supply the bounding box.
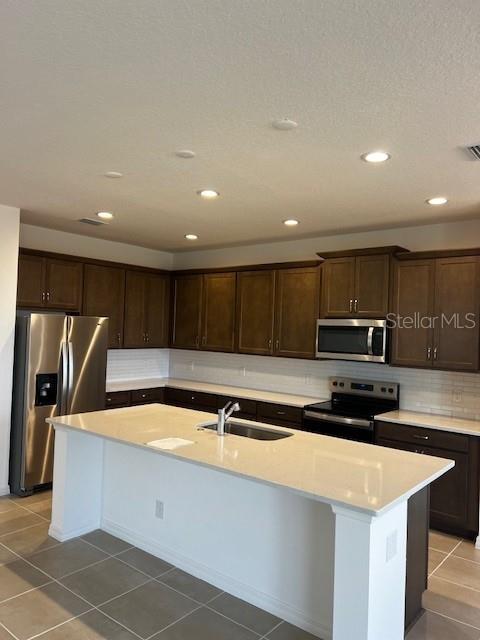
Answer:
[198,421,293,441]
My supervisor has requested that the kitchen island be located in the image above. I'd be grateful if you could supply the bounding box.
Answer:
[47,404,452,640]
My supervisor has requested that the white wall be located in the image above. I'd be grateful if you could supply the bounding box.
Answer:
[20,223,174,270]
[0,206,20,495]
[173,217,480,269]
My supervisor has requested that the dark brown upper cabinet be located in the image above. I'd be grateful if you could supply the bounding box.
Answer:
[83,265,126,348]
[274,266,320,358]
[237,265,320,358]
[237,270,276,355]
[171,274,204,349]
[391,254,480,371]
[171,273,236,352]
[201,273,236,352]
[124,270,170,348]
[320,252,391,318]
[17,253,83,312]
[390,260,435,368]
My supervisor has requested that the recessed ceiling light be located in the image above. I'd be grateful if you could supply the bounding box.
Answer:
[96,211,114,220]
[283,219,299,226]
[175,150,195,158]
[272,118,298,130]
[426,197,448,206]
[197,189,219,199]
[103,171,123,178]
[185,234,198,240]
[361,151,391,163]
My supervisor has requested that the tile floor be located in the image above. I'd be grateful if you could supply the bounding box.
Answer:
[1,492,479,639]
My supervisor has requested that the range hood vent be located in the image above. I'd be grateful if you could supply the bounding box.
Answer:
[466,145,480,160]
[78,217,107,226]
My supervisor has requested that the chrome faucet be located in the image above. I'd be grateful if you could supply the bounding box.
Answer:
[217,401,241,436]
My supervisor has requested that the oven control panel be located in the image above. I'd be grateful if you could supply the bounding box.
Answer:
[329,377,399,401]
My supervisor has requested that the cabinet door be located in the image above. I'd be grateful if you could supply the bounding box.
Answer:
[390,260,435,368]
[274,267,320,358]
[433,256,480,371]
[236,270,275,355]
[17,254,46,308]
[201,273,236,352]
[45,259,83,311]
[124,271,147,348]
[83,265,126,348]
[320,257,355,317]
[171,275,203,349]
[354,254,389,317]
[145,274,170,347]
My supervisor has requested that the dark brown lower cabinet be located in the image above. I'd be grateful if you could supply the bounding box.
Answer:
[376,421,480,538]
[256,402,303,428]
[105,391,132,409]
[164,387,218,413]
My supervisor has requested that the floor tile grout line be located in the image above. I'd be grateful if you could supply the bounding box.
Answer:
[0,619,21,640]
[423,606,480,632]
[79,535,134,558]
[25,608,96,640]
[259,620,284,639]
[0,580,53,608]
[112,553,176,581]
[0,521,53,539]
[429,538,463,578]
[143,604,204,640]
[429,573,480,595]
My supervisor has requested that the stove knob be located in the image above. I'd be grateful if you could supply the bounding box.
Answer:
[388,388,394,393]
[381,387,386,393]
[332,381,338,386]
[339,382,344,387]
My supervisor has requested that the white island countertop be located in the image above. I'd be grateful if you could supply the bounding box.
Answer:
[106,377,324,407]
[376,410,480,437]
[48,403,452,516]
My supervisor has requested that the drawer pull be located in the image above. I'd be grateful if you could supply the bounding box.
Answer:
[107,398,112,403]
[413,434,429,440]
[141,394,147,399]
[276,411,286,416]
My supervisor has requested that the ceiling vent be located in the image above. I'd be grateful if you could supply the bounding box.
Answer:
[78,217,107,226]
[466,145,480,160]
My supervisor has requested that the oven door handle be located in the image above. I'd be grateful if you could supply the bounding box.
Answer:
[367,326,374,356]
[303,411,373,430]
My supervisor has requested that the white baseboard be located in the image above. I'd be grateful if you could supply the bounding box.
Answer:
[0,485,10,497]
[48,522,100,542]
[102,517,332,640]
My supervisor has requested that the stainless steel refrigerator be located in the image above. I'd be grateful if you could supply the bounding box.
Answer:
[10,313,109,496]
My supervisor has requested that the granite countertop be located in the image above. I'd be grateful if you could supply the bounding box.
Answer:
[48,404,452,516]
[376,410,480,437]
[106,377,324,408]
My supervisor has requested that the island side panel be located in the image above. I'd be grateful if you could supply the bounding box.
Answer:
[332,501,408,640]
[49,428,104,541]
[100,439,335,638]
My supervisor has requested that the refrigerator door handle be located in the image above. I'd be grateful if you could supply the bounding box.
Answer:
[67,341,74,413]
[61,341,68,415]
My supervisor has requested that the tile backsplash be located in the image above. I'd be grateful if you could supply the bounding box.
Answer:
[106,348,480,420]
[107,349,170,381]
[169,350,480,420]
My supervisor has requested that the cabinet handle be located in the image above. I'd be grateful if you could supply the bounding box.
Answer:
[117,333,121,345]
[433,347,438,360]
[427,347,431,360]
[46,291,50,302]
[349,299,353,313]
[141,394,146,399]
[268,339,272,349]
[195,336,200,347]
[146,333,150,343]
[276,411,286,416]
[42,292,46,303]
[414,449,425,455]
[413,434,429,441]
[275,339,279,351]
[202,336,206,346]
[354,299,358,313]
[143,333,146,343]
[107,398,112,403]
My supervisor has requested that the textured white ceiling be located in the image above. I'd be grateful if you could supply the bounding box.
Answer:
[1,0,479,251]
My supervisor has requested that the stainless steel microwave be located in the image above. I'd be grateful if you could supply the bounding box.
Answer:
[316,319,388,363]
